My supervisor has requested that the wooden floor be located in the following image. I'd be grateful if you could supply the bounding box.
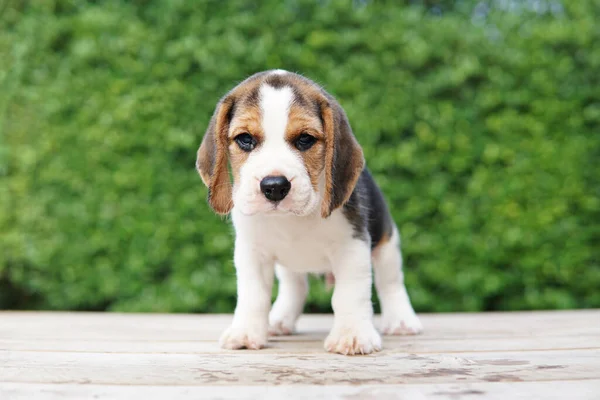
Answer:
[1,311,599,399]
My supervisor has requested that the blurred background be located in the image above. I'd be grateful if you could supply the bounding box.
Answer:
[1,0,598,313]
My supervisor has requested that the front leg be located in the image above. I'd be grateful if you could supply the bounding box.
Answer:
[220,239,274,350]
[269,264,308,336]
[324,240,382,355]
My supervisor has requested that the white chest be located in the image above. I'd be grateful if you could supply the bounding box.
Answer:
[232,209,355,273]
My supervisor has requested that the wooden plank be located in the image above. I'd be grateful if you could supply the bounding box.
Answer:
[2,381,600,400]
[1,311,598,340]
[1,310,599,399]
[1,311,598,355]
[2,334,598,354]
[1,349,598,385]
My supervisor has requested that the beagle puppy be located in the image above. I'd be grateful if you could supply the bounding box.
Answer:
[196,70,422,355]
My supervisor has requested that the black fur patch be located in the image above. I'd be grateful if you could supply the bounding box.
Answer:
[244,86,261,108]
[343,168,394,249]
[314,98,325,128]
[265,74,287,89]
[226,99,236,123]
[291,86,308,108]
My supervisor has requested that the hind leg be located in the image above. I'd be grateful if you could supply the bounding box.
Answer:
[373,228,423,335]
[268,264,308,336]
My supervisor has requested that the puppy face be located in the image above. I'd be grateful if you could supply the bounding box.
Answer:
[229,80,326,216]
[197,70,364,218]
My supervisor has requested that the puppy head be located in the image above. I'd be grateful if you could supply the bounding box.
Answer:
[196,70,364,217]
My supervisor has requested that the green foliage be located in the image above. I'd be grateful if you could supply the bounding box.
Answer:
[1,0,598,312]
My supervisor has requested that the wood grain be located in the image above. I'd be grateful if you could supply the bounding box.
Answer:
[1,311,598,399]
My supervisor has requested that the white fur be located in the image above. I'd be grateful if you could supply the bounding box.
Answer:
[232,84,320,217]
[219,235,274,350]
[271,69,288,75]
[221,206,382,354]
[260,84,291,139]
[373,228,423,335]
[324,235,382,355]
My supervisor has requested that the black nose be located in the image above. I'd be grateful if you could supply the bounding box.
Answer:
[260,176,291,202]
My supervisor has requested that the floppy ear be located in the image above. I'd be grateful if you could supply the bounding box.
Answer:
[320,97,365,218]
[196,96,235,215]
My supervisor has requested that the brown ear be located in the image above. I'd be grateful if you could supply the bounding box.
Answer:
[196,96,235,215]
[320,97,365,218]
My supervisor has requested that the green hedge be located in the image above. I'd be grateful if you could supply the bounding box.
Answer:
[1,0,599,312]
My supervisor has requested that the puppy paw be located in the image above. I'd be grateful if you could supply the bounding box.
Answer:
[324,321,382,355]
[268,320,294,336]
[219,323,268,350]
[381,310,423,335]
[268,308,298,336]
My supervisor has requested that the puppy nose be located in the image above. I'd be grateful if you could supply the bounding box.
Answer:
[260,176,291,202]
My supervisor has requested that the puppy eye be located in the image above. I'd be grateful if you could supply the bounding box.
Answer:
[294,133,317,151]
[234,133,257,152]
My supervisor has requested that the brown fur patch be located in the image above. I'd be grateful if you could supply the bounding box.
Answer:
[196,97,235,214]
[320,100,365,218]
[320,104,337,217]
[228,105,262,183]
[300,141,326,190]
[286,105,325,190]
